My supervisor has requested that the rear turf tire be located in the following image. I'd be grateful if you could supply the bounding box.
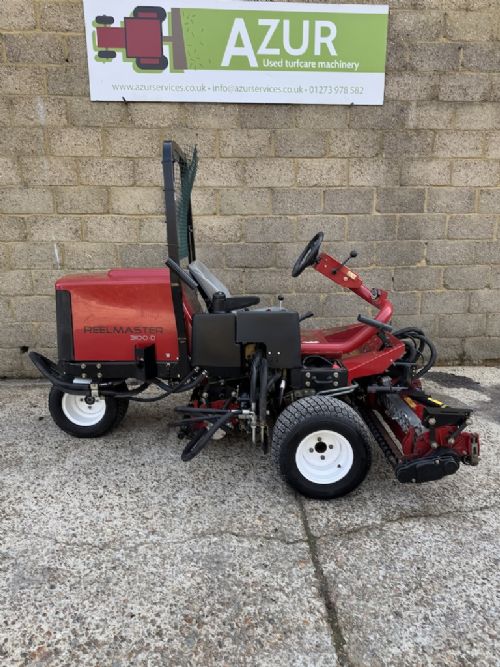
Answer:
[95,15,114,25]
[48,387,128,438]
[271,396,372,500]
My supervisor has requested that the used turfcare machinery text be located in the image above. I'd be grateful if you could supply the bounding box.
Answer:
[30,143,480,499]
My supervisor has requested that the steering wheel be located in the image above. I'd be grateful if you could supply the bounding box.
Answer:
[292,232,324,278]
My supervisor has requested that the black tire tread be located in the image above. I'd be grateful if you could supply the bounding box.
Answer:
[133,6,167,21]
[271,395,373,495]
[111,383,129,428]
[113,398,129,427]
[48,387,125,439]
[95,15,114,25]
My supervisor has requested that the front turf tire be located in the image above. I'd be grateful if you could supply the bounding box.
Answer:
[97,50,117,59]
[48,387,128,438]
[133,6,167,21]
[271,396,372,500]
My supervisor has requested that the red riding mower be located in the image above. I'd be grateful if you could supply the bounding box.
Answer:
[30,142,480,500]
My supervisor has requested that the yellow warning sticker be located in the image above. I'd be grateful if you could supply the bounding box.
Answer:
[428,397,447,407]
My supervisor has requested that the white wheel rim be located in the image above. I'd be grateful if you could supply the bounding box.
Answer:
[61,393,106,427]
[295,429,354,485]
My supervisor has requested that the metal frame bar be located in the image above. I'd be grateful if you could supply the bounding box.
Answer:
[162,140,195,375]
[162,140,196,264]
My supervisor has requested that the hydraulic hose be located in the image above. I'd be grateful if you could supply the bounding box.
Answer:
[101,368,205,402]
[392,327,437,378]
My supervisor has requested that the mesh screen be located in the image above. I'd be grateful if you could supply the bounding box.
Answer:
[173,146,198,262]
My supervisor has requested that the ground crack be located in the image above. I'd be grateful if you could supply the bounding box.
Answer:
[24,529,307,551]
[298,496,351,667]
[314,502,500,542]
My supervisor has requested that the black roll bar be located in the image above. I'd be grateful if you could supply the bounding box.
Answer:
[162,140,197,376]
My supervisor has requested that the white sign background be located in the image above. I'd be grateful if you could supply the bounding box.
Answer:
[83,1,389,105]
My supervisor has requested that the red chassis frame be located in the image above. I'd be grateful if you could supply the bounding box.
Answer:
[302,252,405,381]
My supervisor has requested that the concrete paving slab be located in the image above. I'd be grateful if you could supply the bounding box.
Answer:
[0,384,304,547]
[1,533,335,666]
[1,366,499,666]
[0,383,335,666]
[317,508,500,667]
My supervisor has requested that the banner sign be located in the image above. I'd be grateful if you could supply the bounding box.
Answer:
[83,1,389,105]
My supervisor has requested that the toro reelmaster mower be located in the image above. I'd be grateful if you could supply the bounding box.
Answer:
[30,142,480,500]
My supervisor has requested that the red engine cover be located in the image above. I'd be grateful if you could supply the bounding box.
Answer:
[57,269,180,362]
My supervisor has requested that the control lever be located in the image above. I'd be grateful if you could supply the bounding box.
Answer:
[300,311,314,323]
[357,314,393,332]
[166,257,198,291]
[332,249,358,275]
[358,314,394,349]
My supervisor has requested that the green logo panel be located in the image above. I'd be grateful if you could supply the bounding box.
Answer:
[181,9,388,73]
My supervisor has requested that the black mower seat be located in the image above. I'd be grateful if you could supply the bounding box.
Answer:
[211,292,260,313]
[189,260,259,312]
[189,260,231,299]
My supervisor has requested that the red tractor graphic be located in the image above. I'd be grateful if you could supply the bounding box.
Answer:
[95,5,187,72]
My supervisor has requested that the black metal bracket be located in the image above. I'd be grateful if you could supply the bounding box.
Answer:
[134,343,157,381]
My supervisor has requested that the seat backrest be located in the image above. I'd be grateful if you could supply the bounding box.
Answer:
[189,260,231,300]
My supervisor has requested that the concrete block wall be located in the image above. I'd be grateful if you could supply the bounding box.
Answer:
[0,0,499,376]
